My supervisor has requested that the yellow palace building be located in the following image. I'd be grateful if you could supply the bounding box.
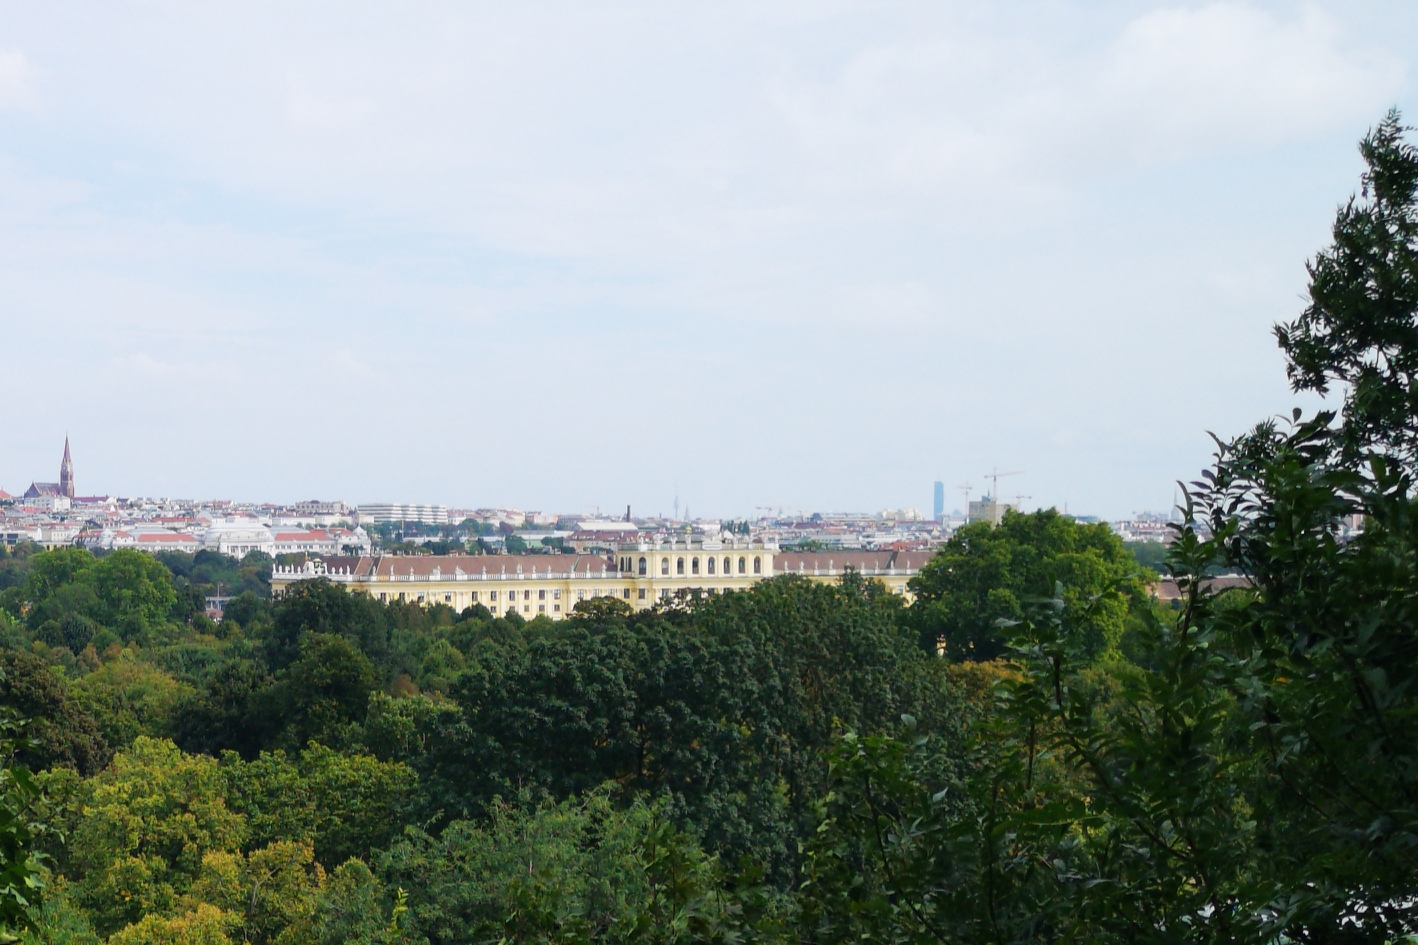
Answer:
[270,537,933,619]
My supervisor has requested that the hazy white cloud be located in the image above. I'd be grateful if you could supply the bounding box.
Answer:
[9,4,1397,261]
[1088,3,1405,160]
[0,49,35,110]
[283,75,377,136]
[771,3,1403,210]
[109,351,240,384]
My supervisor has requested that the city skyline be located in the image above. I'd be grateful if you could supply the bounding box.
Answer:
[3,434,1147,521]
[2,3,1412,518]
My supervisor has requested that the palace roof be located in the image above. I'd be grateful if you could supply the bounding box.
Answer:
[372,554,618,579]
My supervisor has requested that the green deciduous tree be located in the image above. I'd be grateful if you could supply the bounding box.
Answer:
[25,586,102,643]
[253,634,378,752]
[68,737,246,935]
[265,580,389,671]
[1,548,181,644]
[304,860,412,945]
[14,550,94,614]
[106,902,235,945]
[221,744,416,868]
[69,656,191,751]
[0,713,50,943]
[380,789,771,944]
[908,508,1148,662]
[0,652,108,776]
[169,660,273,759]
[186,841,324,945]
[1277,108,1418,462]
[89,550,179,640]
[16,877,100,945]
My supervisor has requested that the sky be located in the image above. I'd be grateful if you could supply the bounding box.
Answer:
[0,1,1413,520]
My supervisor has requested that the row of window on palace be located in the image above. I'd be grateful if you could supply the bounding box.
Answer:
[374,585,737,614]
[616,554,765,577]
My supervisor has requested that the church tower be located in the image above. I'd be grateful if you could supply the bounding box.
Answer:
[59,437,74,499]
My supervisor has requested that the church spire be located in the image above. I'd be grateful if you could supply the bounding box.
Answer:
[60,436,74,499]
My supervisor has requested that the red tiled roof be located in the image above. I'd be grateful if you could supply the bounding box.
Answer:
[275,530,334,542]
[1151,575,1252,601]
[775,551,893,573]
[372,554,617,578]
[773,550,934,574]
[316,555,375,577]
[892,551,936,571]
[138,533,198,544]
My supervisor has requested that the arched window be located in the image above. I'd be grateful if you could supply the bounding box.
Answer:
[691,557,700,575]
[676,557,685,575]
[638,557,647,576]
[661,558,669,576]
[753,556,762,574]
[707,557,716,575]
[724,556,731,575]
[738,557,746,574]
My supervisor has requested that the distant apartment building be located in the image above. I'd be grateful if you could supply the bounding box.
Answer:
[37,523,82,548]
[0,527,38,546]
[278,500,352,527]
[566,529,642,553]
[204,520,277,558]
[71,520,369,559]
[21,494,71,514]
[272,528,371,557]
[1110,519,1176,543]
[967,495,1015,526]
[104,528,202,553]
[473,509,526,528]
[357,503,449,526]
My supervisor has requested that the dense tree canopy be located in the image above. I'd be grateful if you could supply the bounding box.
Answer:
[0,539,978,940]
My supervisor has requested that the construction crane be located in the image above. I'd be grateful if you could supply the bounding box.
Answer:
[957,483,972,507]
[982,468,1023,499]
[1013,493,1032,512]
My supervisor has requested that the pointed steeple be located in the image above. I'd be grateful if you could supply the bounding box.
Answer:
[59,436,74,499]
